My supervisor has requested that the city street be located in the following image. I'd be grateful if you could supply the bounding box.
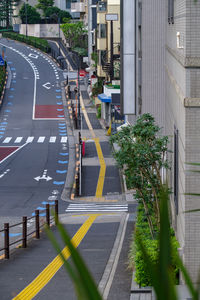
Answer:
[0,39,135,300]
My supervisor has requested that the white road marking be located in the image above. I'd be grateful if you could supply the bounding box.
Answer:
[26,136,34,143]
[3,137,12,143]
[61,137,68,143]
[37,136,45,143]
[42,82,51,90]
[49,136,56,143]
[14,137,23,143]
[65,204,128,212]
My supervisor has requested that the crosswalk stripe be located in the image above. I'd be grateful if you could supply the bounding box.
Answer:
[66,204,128,212]
[3,137,12,143]
[26,137,34,143]
[61,137,68,143]
[0,136,68,144]
[14,137,23,143]
[37,137,45,143]
[49,136,56,143]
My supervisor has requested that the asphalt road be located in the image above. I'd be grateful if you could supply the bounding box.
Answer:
[0,39,136,300]
[0,38,69,218]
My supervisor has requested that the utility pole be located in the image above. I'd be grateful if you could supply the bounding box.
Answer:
[58,16,61,57]
[110,20,114,82]
[25,0,28,37]
[77,55,81,129]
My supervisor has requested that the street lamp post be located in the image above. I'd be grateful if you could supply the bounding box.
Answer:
[25,0,28,37]
[58,16,61,57]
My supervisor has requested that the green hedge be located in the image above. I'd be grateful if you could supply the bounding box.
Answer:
[0,64,7,99]
[2,32,50,53]
[129,204,179,287]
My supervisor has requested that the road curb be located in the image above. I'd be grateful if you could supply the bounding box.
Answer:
[98,212,129,299]
[61,81,76,202]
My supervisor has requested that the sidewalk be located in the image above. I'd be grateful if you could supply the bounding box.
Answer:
[67,81,126,204]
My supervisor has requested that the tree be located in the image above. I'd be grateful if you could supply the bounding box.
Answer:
[0,0,19,28]
[44,6,71,23]
[19,3,41,24]
[110,113,169,235]
[61,21,87,49]
[36,0,54,15]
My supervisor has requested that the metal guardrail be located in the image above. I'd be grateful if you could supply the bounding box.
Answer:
[0,201,58,259]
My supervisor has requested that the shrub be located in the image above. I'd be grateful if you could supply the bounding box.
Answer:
[2,32,50,53]
[0,65,6,99]
[129,204,179,287]
[96,105,101,119]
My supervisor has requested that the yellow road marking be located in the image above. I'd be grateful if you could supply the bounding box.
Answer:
[94,138,106,197]
[13,214,98,300]
[80,94,96,138]
[80,94,106,198]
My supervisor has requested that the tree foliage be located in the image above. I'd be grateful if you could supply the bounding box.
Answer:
[44,6,71,23]
[61,21,87,49]
[0,0,19,28]
[19,3,41,24]
[36,0,54,15]
[111,113,169,236]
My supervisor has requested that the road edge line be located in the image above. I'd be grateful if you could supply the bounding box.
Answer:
[98,213,129,299]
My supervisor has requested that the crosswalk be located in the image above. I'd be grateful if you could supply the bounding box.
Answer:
[65,203,128,213]
[0,136,68,144]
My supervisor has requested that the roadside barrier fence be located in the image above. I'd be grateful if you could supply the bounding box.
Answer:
[0,201,58,259]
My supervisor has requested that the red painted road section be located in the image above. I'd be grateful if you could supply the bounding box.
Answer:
[0,147,19,162]
[35,105,64,119]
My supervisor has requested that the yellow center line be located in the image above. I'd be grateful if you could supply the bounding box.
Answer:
[80,94,106,198]
[94,138,106,197]
[80,93,96,139]
[13,214,99,300]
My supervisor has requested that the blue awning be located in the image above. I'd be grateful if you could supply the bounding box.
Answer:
[98,93,111,103]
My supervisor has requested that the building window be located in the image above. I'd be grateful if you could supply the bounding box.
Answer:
[168,0,174,24]
[97,1,107,12]
[66,0,71,9]
[97,24,107,38]
[174,127,178,214]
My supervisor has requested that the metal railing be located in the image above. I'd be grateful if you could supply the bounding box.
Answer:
[0,201,58,259]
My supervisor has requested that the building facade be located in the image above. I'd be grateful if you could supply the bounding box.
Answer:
[122,0,200,283]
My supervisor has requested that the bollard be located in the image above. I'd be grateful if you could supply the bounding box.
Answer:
[46,204,50,227]
[35,210,40,239]
[55,200,58,226]
[4,223,9,259]
[22,216,27,248]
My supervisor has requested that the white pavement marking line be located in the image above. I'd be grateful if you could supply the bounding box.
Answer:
[66,204,128,212]
[0,136,68,144]
[42,82,51,90]
[34,169,52,182]
[29,53,38,59]
[0,143,28,165]
[61,137,68,143]
[0,169,10,178]
[3,137,12,143]
[37,136,45,143]
[49,136,56,143]
[26,136,34,143]
[14,137,23,143]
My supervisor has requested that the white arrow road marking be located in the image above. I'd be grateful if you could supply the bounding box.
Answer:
[0,169,10,178]
[52,190,59,195]
[42,82,51,90]
[34,169,52,182]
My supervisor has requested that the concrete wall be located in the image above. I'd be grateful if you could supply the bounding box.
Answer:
[20,24,61,38]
